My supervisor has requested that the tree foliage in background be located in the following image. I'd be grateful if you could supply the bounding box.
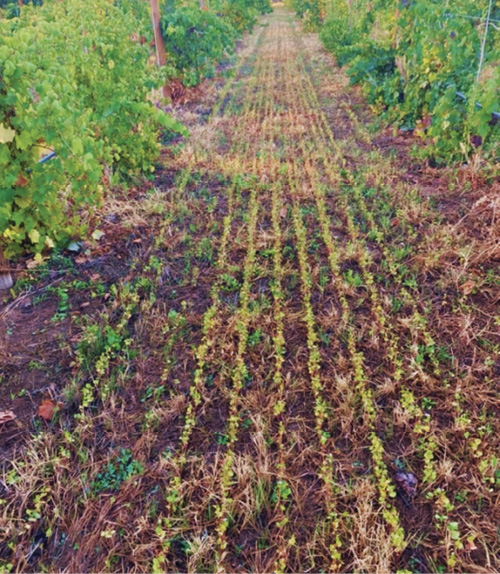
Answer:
[161,1,237,87]
[220,0,272,32]
[290,0,324,30]
[161,0,272,86]
[294,0,499,162]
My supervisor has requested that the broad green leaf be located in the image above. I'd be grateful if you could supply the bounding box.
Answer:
[14,196,31,209]
[16,131,33,151]
[72,138,84,155]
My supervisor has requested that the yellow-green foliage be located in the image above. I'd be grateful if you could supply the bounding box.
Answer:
[0,0,185,258]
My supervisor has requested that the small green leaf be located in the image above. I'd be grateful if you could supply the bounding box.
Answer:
[28,228,41,244]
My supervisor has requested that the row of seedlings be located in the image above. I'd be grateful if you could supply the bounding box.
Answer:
[335,100,492,567]
[170,22,268,206]
[285,36,407,555]
[266,32,296,573]
[294,43,464,566]
[153,38,273,571]
[280,31,345,570]
[212,77,272,571]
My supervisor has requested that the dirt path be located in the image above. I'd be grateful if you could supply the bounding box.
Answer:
[1,8,500,573]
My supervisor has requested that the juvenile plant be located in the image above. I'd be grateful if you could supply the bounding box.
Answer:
[91,449,144,494]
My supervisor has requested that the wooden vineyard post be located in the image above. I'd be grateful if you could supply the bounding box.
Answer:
[150,0,166,67]
[149,0,169,98]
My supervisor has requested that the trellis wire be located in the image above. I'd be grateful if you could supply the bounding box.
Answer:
[443,12,500,25]
[456,92,500,121]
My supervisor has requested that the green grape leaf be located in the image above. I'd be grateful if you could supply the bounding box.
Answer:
[72,138,84,155]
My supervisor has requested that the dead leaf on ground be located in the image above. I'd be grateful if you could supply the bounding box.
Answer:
[0,411,17,425]
[26,257,46,269]
[460,280,476,295]
[37,399,59,421]
[395,471,418,499]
